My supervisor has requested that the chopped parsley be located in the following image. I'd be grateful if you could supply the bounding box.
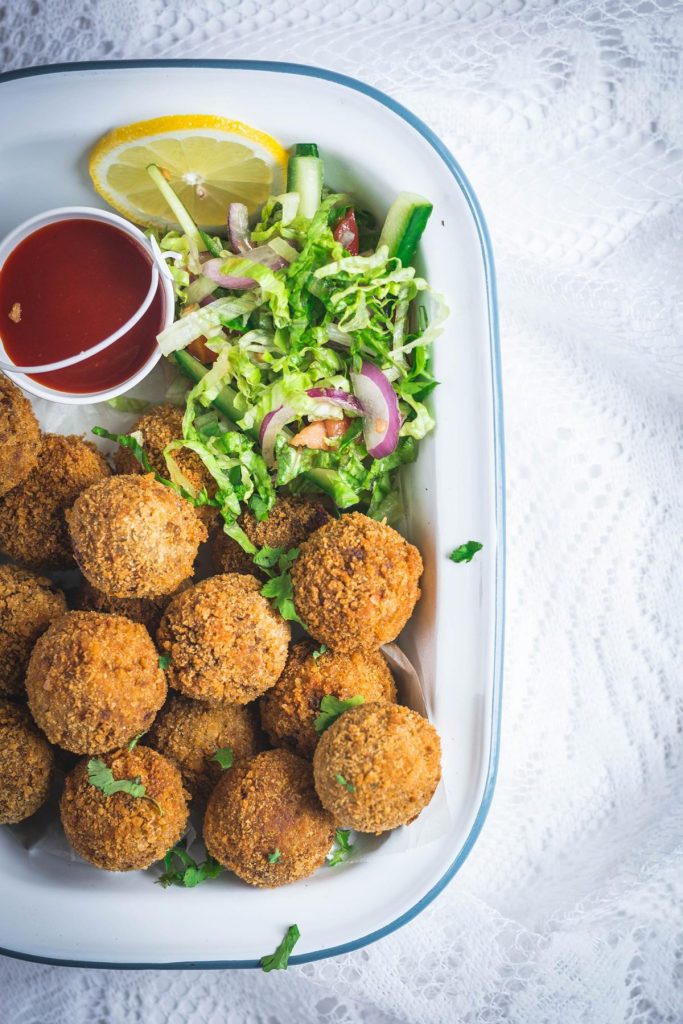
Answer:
[268,849,282,864]
[335,773,355,793]
[87,757,163,814]
[127,731,147,751]
[311,644,328,661]
[210,747,233,770]
[260,924,300,972]
[158,653,172,670]
[314,694,365,735]
[157,842,223,888]
[449,540,483,564]
[327,829,354,867]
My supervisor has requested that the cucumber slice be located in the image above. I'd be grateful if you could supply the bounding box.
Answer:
[172,350,357,505]
[286,143,324,219]
[378,192,433,267]
[147,164,204,249]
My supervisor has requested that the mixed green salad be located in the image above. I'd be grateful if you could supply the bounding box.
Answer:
[128,144,445,550]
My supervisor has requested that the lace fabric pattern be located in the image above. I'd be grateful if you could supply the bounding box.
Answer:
[1,1,682,1021]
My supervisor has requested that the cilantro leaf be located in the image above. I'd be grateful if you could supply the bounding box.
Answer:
[157,843,224,888]
[449,541,483,564]
[314,694,365,735]
[311,644,328,661]
[261,571,302,624]
[158,653,172,670]
[210,747,233,770]
[327,828,354,867]
[268,848,282,864]
[87,757,163,814]
[260,924,300,972]
[335,773,355,793]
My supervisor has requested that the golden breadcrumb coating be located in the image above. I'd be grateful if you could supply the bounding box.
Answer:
[0,373,41,497]
[0,699,54,824]
[291,512,423,652]
[203,748,335,887]
[261,640,396,758]
[312,702,441,832]
[0,564,66,696]
[157,574,289,704]
[26,611,167,754]
[74,578,189,637]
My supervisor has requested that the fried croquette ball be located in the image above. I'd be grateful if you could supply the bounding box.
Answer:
[0,373,41,497]
[26,611,167,754]
[60,746,188,871]
[203,748,335,887]
[0,699,54,824]
[74,578,189,637]
[67,474,207,599]
[312,703,441,833]
[113,403,217,525]
[291,512,423,653]
[0,433,110,570]
[144,694,265,804]
[261,641,396,759]
[212,496,331,578]
[0,564,66,697]
[157,574,289,705]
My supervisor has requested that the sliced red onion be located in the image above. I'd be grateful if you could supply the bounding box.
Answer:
[202,258,255,289]
[245,244,289,271]
[350,361,401,459]
[259,404,295,467]
[228,203,252,253]
[307,387,363,416]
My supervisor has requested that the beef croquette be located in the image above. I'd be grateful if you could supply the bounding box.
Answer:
[157,574,289,704]
[60,746,188,871]
[0,433,110,570]
[291,512,423,653]
[0,565,66,697]
[0,373,41,497]
[26,611,167,754]
[212,496,331,578]
[0,699,54,824]
[144,694,265,804]
[261,641,396,759]
[113,404,216,524]
[67,474,207,598]
[74,578,189,637]
[203,748,335,887]
[312,702,441,832]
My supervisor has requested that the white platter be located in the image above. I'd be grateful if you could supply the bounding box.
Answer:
[0,60,504,969]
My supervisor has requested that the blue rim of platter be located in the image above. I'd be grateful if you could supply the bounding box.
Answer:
[0,58,505,971]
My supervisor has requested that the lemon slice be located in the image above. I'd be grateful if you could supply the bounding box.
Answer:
[89,115,288,228]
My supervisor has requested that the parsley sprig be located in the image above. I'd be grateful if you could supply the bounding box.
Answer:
[335,773,355,793]
[157,842,224,889]
[327,829,354,867]
[314,695,365,735]
[87,757,163,815]
[258,546,303,624]
[210,747,233,770]
[260,924,300,972]
[449,541,483,563]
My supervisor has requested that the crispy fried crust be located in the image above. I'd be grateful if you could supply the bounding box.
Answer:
[26,611,167,754]
[0,434,110,570]
[74,578,189,637]
[211,496,331,579]
[203,748,335,887]
[60,747,188,871]
[67,474,207,598]
[144,694,266,804]
[113,403,217,526]
[0,564,66,696]
[291,512,423,652]
[260,640,396,759]
[0,699,54,824]
[312,702,441,833]
[0,374,41,498]
[157,574,290,704]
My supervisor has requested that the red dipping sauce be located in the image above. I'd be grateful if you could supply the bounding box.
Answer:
[0,219,165,394]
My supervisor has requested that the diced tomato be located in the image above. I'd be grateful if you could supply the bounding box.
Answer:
[187,336,218,364]
[333,210,359,256]
[290,421,328,449]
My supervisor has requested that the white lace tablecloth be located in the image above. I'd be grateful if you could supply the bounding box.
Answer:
[2,2,682,1021]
